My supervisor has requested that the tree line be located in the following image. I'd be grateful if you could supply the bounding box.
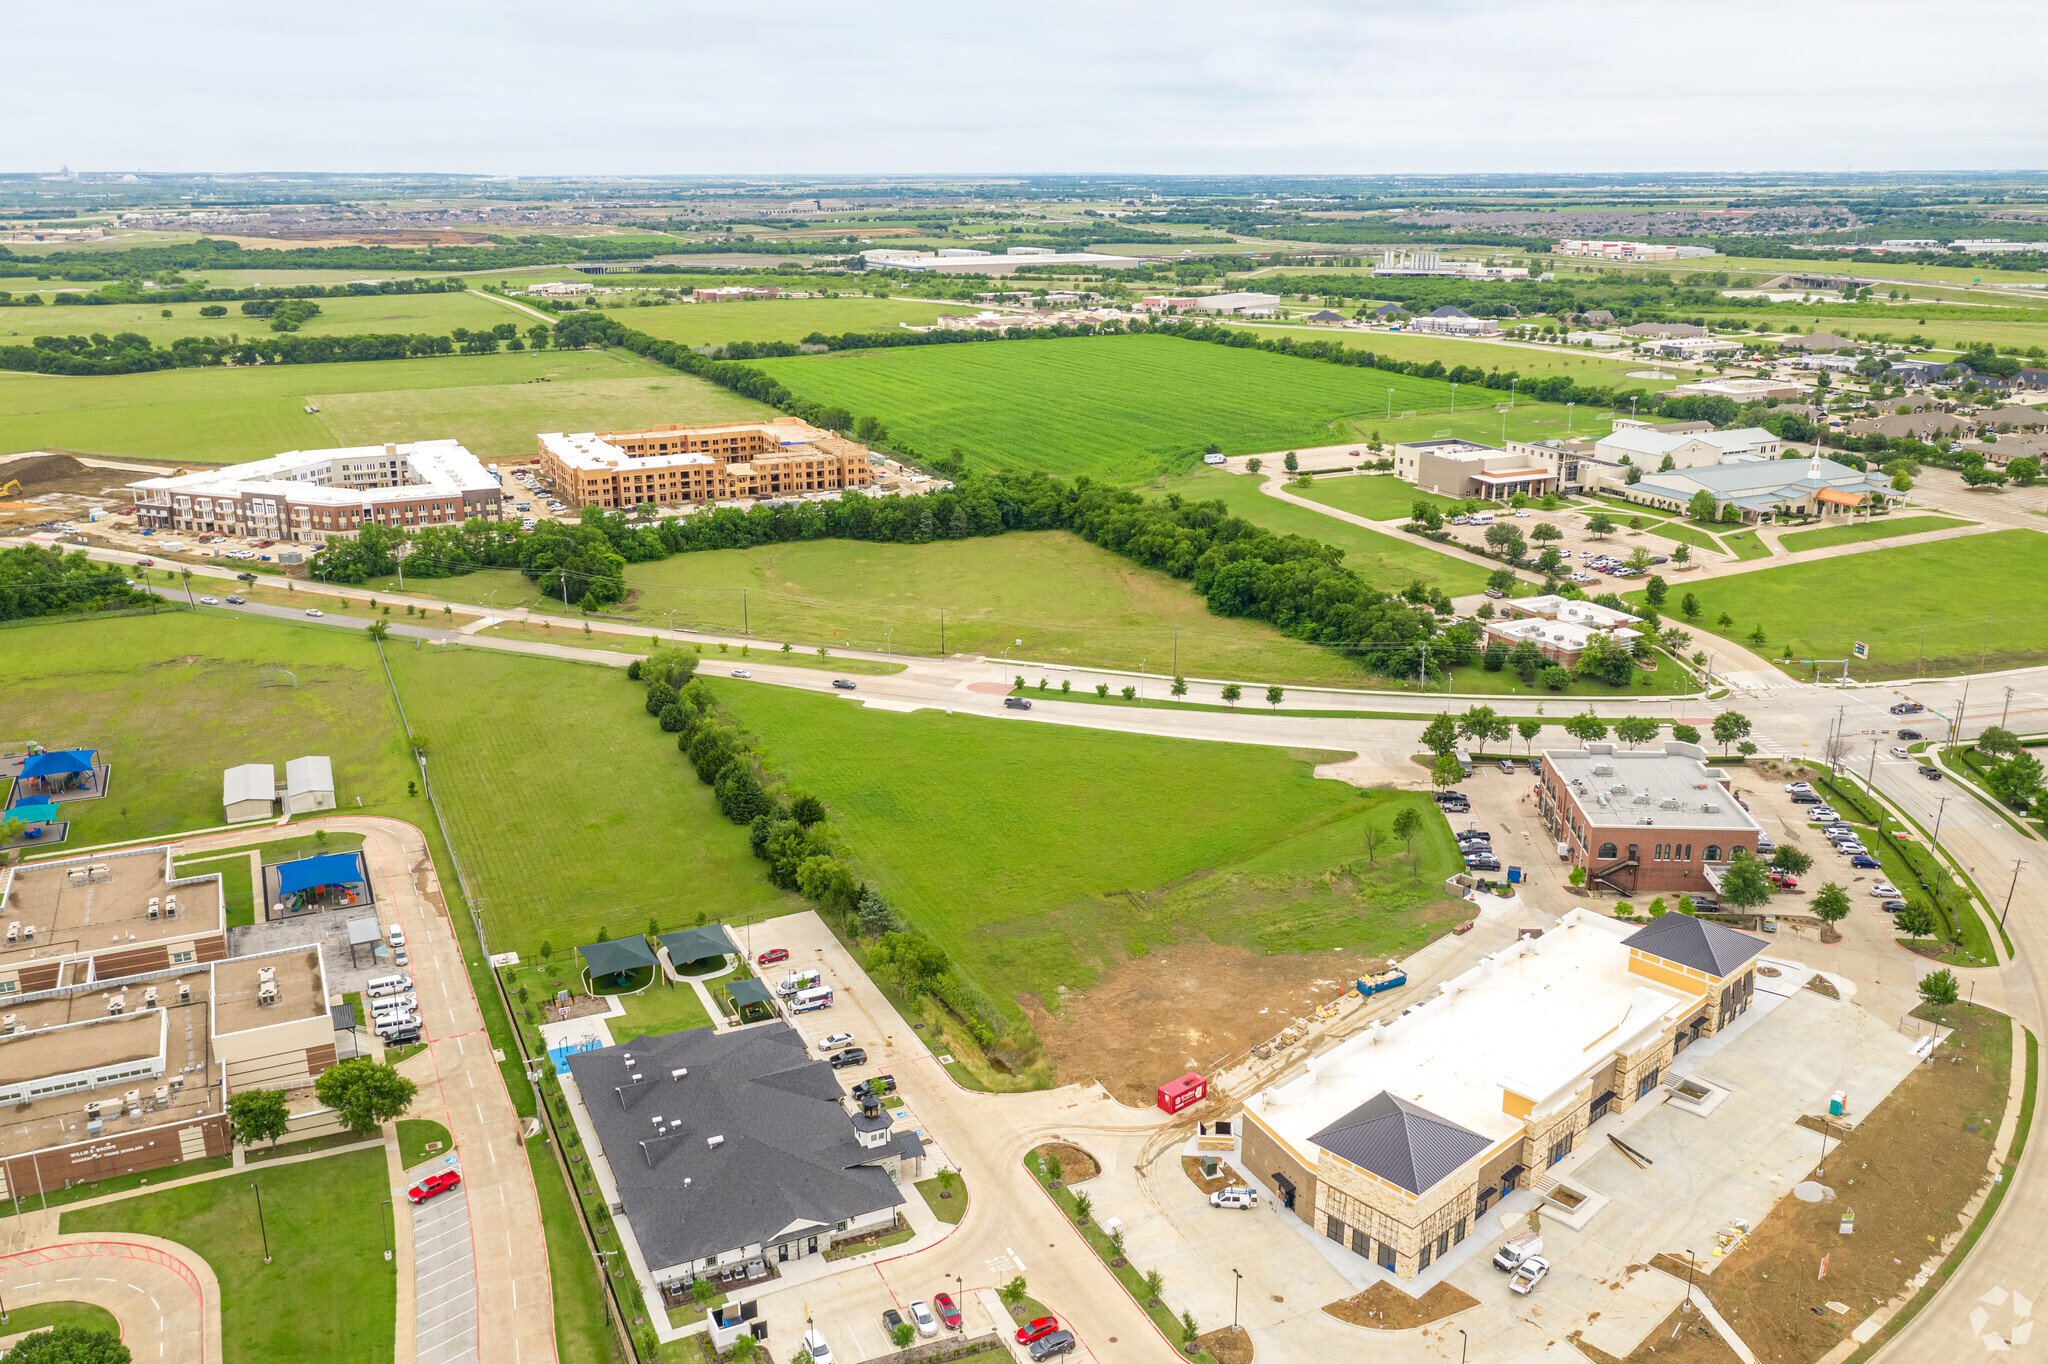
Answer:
[0,545,151,621]
[0,276,465,308]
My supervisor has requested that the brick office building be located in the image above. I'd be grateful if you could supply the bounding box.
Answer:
[1538,741,1764,898]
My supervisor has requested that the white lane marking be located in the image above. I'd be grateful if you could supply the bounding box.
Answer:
[456,1036,464,1055]
[486,1141,495,1164]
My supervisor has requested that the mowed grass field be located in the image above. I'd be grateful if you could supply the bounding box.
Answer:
[382,645,796,951]
[751,333,1589,480]
[613,296,964,347]
[1630,529,2048,678]
[1775,515,1975,552]
[1238,324,1682,390]
[714,681,1464,1022]
[0,347,771,464]
[596,531,1364,683]
[0,289,524,348]
[0,612,422,843]
[1297,472,1470,521]
[1147,468,1490,594]
[63,1150,395,1364]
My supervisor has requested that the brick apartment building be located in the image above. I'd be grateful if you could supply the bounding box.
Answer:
[535,418,876,510]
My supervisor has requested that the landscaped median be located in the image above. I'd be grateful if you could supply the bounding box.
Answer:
[1026,1150,1218,1363]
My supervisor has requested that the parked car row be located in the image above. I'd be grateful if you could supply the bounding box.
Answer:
[1458,827,1500,872]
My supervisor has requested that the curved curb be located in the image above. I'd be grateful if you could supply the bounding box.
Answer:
[0,1234,221,1364]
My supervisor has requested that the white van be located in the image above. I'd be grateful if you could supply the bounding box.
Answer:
[790,986,834,1013]
[777,969,823,997]
[369,997,419,1020]
[1469,511,1495,526]
[365,973,413,999]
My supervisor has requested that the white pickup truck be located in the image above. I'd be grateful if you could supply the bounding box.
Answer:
[1209,1187,1259,1210]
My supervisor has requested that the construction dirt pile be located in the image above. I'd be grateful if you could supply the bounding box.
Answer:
[0,454,125,497]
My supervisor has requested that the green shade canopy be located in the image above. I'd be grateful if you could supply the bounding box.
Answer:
[577,938,658,977]
[726,978,776,1009]
[657,925,737,965]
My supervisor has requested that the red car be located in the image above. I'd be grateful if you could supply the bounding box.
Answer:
[135,558,155,567]
[1017,1317,1061,1345]
[757,947,789,966]
[1768,872,1799,889]
[932,1293,962,1331]
[407,1170,462,1204]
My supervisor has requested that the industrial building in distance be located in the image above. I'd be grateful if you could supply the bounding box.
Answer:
[127,440,503,543]
[535,418,876,510]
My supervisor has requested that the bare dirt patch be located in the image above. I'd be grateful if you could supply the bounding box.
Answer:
[1570,1301,1743,1364]
[1322,1280,1477,1330]
[1198,1325,1253,1364]
[1028,1142,1100,1185]
[1182,1156,1245,1195]
[1024,938,1414,1105]
[0,453,125,497]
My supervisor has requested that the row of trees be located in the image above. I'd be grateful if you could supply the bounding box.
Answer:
[0,544,150,621]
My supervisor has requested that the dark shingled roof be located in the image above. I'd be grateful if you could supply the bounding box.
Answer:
[1622,913,1767,979]
[1310,1091,1492,1196]
[566,1024,903,1274]
[1429,304,1470,318]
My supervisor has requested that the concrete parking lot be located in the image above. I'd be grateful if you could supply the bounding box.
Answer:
[410,1175,480,1364]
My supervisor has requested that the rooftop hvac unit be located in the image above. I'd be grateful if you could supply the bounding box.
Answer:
[124,1089,140,1105]
[165,898,180,919]
[83,1100,104,1119]
[5,922,18,944]
[670,1068,688,1081]
[1633,793,1653,805]
[107,995,126,1015]
[1660,797,1681,810]
[146,901,160,921]
[168,1076,184,1091]
[177,981,191,1002]
[257,982,279,1006]
[1701,802,1721,813]
[707,1135,725,1150]
[1595,793,1609,806]
[1591,763,1614,776]
[256,966,276,984]
[0,1015,14,1035]
[1610,783,1630,795]
[21,924,32,940]
[143,986,158,1007]
[86,1118,103,1138]
[154,1085,170,1104]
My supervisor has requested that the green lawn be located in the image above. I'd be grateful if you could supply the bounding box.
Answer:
[0,289,520,349]
[610,979,716,1044]
[614,296,963,347]
[916,1174,968,1225]
[1295,474,1469,521]
[172,850,255,927]
[0,1302,123,1339]
[1722,529,1773,561]
[0,613,424,844]
[1651,520,1727,556]
[1777,516,1974,553]
[382,645,795,952]
[591,530,1359,682]
[1634,530,2048,678]
[711,680,1466,1026]
[1147,467,1490,594]
[396,1118,452,1170]
[61,1149,396,1364]
[750,333,1591,480]
[0,345,770,465]
[1236,324,1681,390]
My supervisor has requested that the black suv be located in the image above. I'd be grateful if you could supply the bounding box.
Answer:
[1004,697,1032,710]
[828,1047,868,1069]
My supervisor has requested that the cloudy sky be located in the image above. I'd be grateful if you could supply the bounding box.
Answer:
[15,0,2047,175]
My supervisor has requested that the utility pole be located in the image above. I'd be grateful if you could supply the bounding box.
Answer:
[743,590,749,636]
[2004,860,2025,929]
[1865,734,1879,793]
[2001,686,2014,731]
[559,568,569,610]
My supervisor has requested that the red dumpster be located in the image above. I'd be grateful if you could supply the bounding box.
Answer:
[1157,1072,1207,1114]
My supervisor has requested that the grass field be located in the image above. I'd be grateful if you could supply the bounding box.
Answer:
[0,290,521,349]
[565,531,1364,682]
[1238,324,1682,390]
[750,333,1592,480]
[1777,515,1975,552]
[0,613,421,843]
[0,1302,123,1339]
[1634,529,2048,678]
[1722,529,1773,560]
[383,644,796,951]
[0,346,770,464]
[62,1149,396,1364]
[713,680,1463,1024]
[611,297,962,347]
[1148,468,1490,593]
[1296,473,1469,521]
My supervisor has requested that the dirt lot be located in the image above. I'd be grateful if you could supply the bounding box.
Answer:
[1570,1301,1742,1363]
[1618,1005,2016,1364]
[0,453,127,497]
[1024,938,1426,1106]
[1029,1141,1100,1185]
[1322,1280,1477,1330]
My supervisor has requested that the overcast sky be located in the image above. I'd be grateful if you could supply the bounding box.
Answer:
[15,0,2048,176]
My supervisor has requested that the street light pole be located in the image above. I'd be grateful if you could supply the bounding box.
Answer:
[251,1181,272,1264]
[1684,1249,1697,1306]
[1233,1269,1242,1331]
[383,1198,393,1262]
[2005,860,2026,929]
[2001,685,2014,730]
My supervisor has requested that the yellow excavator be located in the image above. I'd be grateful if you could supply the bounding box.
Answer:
[0,479,21,498]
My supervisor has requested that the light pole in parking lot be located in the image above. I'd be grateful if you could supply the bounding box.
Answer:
[383,1198,393,1261]
[1232,1268,1242,1331]
[1458,1327,1467,1362]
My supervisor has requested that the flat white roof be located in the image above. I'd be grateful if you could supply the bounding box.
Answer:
[129,439,495,510]
[1250,911,1692,1159]
[1546,743,1762,834]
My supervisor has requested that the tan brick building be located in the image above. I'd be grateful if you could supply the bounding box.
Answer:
[1237,908,1765,1285]
[1539,741,1765,899]
[536,419,876,510]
